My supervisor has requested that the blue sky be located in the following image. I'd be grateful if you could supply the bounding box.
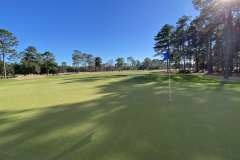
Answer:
[1,0,199,65]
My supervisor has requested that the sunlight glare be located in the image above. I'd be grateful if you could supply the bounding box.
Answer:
[218,0,231,6]
[220,0,231,2]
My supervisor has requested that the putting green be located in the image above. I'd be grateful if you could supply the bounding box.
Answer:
[0,72,240,160]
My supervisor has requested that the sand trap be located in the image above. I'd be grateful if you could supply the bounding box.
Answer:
[128,74,147,77]
[14,75,46,80]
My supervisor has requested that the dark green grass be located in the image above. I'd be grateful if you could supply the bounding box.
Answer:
[0,73,240,160]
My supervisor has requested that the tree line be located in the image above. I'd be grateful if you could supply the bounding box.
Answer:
[153,0,240,78]
[70,54,166,72]
[0,29,59,79]
[0,28,166,79]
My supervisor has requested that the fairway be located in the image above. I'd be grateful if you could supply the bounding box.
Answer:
[1,72,240,160]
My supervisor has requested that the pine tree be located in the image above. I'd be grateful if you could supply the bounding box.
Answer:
[0,29,18,79]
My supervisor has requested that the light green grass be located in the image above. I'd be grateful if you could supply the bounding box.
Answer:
[0,72,240,160]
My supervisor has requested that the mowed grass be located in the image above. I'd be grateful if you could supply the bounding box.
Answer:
[0,72,240,160]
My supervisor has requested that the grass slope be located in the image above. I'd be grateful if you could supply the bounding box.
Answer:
[0,72,240,160]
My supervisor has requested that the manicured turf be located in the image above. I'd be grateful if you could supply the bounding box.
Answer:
[0,72,240,160]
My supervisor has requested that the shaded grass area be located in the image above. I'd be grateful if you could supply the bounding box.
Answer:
[46,70,155,79]
[0,74,240,160]
[142,74,223,83]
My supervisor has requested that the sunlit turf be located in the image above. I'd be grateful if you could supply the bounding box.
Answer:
[0,72,240,160]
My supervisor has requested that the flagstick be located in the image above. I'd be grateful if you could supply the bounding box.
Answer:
[169,58,172,102]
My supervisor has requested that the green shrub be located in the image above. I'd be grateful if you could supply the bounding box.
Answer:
[178,69,190,74]
[213,68,220,72]
[234,69,239,73]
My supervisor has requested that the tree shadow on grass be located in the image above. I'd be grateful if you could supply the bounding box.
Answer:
[59,74,238,88]
[139,74,240,93]
[49,132,95,160]
[141,74,222,84]
[1,75,240,160]
[60,75,127,84]
[0,110,38,125]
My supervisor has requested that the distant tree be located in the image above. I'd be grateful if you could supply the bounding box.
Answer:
[154,24,174,72]
[20,46,41,75]
[106,59,115,71]
[95,57,102,71]
[152,59,161,69]
[67,66,75,72]
[132,59,136,70]
[86,54,94,72]
[127,57,137,70]
[60,62,67,73]
[142,57,152,69]
[72,50,83,72]
[115,57,125,71]
[127,57,133,69]
[154,24,174,55]
[136,60,141,70]
[12,62,22,75]
[123,63,129,70]
[102,63,106,71]
[42,51,56,75]
[82,53,88,72]
[0,29,18,79]
[49,62,58,75]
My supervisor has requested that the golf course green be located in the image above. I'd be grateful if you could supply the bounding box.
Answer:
[0,72,240,160]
